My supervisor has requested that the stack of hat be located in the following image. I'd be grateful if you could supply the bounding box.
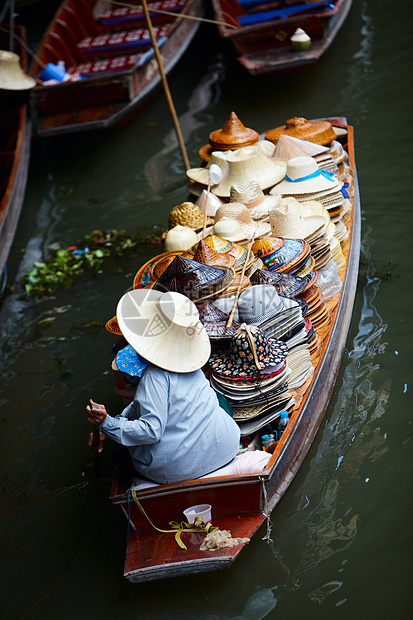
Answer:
[198,111,259,162]
[270,156,345,222]
[228,181,281,223]
[208,323,294,436]
[251,236,314,280]
[213,201,272,242]
[189,234,255,274]
[273,133,339,177]
[249,268,309,298]
[186,143,286,198]
[269,197,332,270]
[151,254,235,303]
[297,284,331,345]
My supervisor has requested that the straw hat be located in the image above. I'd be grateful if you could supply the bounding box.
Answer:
[213,217,248,243]
[195,189,224,217]
[198,111,259,162]
[273,133,329,159]
[197,301,240,339]
[229,181,281,221]
[105,315,122,335]
[152,254,227,294]
[265,117,336,146]
[116,289,210,373]
[164,225,199,252]
[186,144,286,197]
[168,202,206,230]
[192,238,236,269]
[214,202,271,239]
[271,156,340,195]
[209,323,288,379]
[0,51,36,90]
[269,198,325,239]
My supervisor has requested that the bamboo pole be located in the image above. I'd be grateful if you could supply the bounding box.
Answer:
[141,0,190,170]
[226,229,257,329]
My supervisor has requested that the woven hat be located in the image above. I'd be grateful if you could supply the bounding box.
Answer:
[192,238,236,269]
[329,140,347,165]
[152,255,227,296]
[116,289,210,373]
[168,202,206,230]
[229,181,281,220]
[272,156,340,195]
[164,225,199,252]
[237,285,298,325]
[269,198,325,239]
[198,111,259,162]
[252,237,310,273]
[197,301,240,339]
[194,234,234,255]
[249,268,308,297]
[105,315,122,335]
[265,117,336,146]
[273,133,330,159]
[0,51,36,90]
[213,217,248,243]
[209,323,288,379]
[186,144,286,197]
[215,202,271,239]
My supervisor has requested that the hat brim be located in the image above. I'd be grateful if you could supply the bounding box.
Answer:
[208,336,288,379]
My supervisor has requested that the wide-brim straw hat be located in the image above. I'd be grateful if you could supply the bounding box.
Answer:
[0,51,36,90]
[215,201,272,239]
[186,144,286,198]
[213,217,249,243]
[116,289,210,373]
[198,111,259,162]
[269,198,325,239]
[272,156,340,195]
[264,117,336,146]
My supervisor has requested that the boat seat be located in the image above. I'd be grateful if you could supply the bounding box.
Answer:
[97,0,185,28]
[77,23,171,56]
[66,47,159,78]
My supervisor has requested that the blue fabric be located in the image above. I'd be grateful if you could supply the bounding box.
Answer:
[285,168,335,183]
[100,365,241,484]
[115,345,147,377]
[341,182,350,198]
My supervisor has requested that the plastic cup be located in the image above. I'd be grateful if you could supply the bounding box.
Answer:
[183,504,212,524]
[39,63,67,82]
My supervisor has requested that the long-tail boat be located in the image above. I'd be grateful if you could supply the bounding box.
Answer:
[211,0,353,75]
[0,23,34,292]
[107,116,361,582]
[28,0,204,137]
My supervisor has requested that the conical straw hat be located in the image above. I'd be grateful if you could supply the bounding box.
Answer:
[116,289,210,373]
[198,111,259,162]
[273,134,329,159]
[265,117,336,146]
[0,51,36,90]
[192,239,236,268]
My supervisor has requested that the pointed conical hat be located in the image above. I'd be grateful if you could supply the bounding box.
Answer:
[198,112,259,161]
[153,255,227,293]
[193,239,236,268]
[273,134,329,159]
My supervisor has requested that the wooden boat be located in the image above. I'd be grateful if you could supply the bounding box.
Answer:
[211,0,353,75]
[107,116,361,582]
[28,0,204,137]
[0,23,33,291]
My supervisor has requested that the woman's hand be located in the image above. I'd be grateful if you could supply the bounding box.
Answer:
[86,398,108,426]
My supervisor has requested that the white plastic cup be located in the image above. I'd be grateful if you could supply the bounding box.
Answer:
[183,503,212,524]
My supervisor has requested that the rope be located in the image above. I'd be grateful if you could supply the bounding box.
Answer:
[130,489,218,550]
[242,323,262,370]
[260,476,273,543]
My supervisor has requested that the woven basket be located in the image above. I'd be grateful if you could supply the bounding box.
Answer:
[265,117,336,146]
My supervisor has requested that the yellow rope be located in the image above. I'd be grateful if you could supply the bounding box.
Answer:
[131,490,218,550]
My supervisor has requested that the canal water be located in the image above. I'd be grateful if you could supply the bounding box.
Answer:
[1,0,412,618]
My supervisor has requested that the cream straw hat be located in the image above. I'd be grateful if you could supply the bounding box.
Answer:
[272,156,340,195]
[116,289,210,373]
[269,199,325,240]
[186,144,286,198]
[215,202,271,239]
[0,51,36,90]
[229,180,281,220]
[213,217,248,243]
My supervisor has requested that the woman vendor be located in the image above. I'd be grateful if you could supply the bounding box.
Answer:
[86,289,241,485]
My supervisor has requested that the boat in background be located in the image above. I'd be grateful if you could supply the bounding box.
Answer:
[211,0,353,75]
[0,22,34,293]
[108,116,360,582]
[29,0,204,137]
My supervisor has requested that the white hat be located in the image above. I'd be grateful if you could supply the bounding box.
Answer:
[116,289,211,373]
[271,156,341,195]
[269,198,325,240]
[213,217,248,243]
[229,180,281,220]
[237,285,298,326]
[215,202,271,239]
[0,51,36,90]
[186,144,286,197]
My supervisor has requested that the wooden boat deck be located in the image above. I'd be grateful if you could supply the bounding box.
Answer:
[108,117,361,582]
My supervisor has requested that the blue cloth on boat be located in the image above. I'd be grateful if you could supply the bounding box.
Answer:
[100,365,241,484]
[115,345,147,384]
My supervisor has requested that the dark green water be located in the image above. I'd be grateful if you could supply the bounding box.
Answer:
[1,0,412,618]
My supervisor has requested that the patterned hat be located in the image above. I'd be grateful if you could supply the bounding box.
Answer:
[250,268,309,297]
[209,323,288,379]
[192,238,236,269]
